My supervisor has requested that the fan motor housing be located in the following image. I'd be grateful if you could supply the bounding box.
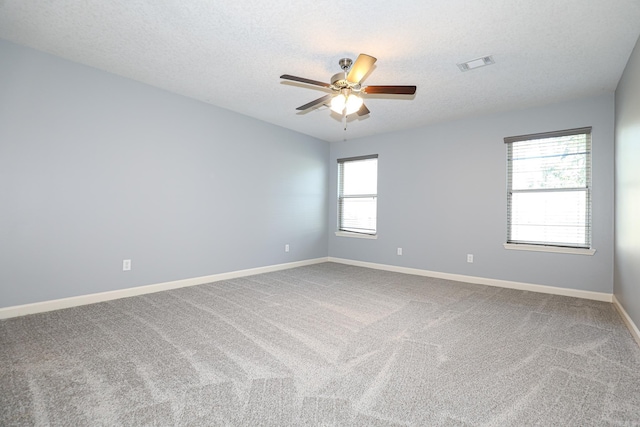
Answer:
[331,72,350,88]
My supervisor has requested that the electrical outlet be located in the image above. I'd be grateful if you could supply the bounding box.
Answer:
[397,248,403,256]
[467,254,474,263]
[285,244,290,253]
[123,259,131,271]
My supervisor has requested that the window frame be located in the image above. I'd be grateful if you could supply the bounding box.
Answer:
[336,154,378,238]
[504,127,594,255]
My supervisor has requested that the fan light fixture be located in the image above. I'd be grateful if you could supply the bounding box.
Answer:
[280,53,417,122]
[330,93,363,115]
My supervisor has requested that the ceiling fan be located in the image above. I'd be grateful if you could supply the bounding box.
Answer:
[280,54,416,117]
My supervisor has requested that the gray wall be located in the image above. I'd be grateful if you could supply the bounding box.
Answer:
[614,35,640,326]
[0,38,622,309]
[329,94,615,293]
[0,40,329,308]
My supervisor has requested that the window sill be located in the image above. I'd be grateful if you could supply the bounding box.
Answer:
[335,231,378,240]
[503,243,596,255]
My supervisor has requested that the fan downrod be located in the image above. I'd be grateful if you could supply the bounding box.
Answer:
[332,58,356,89]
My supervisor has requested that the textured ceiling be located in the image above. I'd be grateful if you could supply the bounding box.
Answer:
[1,1,639,143]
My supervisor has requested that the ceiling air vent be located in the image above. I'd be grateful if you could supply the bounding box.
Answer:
[457,56,495,72]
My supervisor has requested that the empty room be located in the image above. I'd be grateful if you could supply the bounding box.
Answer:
[1,1,639,425]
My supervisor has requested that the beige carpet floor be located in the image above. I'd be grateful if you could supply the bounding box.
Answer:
[1,262,639,426]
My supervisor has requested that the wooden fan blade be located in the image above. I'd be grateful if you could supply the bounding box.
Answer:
[296,94,333,111]
[346,54,377,83]
[356,103,370,116]
[363,85,417,95]
[280,74,331,88]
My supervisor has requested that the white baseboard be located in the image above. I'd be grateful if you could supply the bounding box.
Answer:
[0,257,619,321]
[0,257,329,320]
[613,295,640,347]
[328,257,613,302]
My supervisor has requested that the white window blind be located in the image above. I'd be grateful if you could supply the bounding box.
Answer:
[338,155,378,235]
[505,127,592,248]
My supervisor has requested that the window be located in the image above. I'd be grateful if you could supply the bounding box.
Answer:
[337,155,378,236]
[505,127,592,249]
